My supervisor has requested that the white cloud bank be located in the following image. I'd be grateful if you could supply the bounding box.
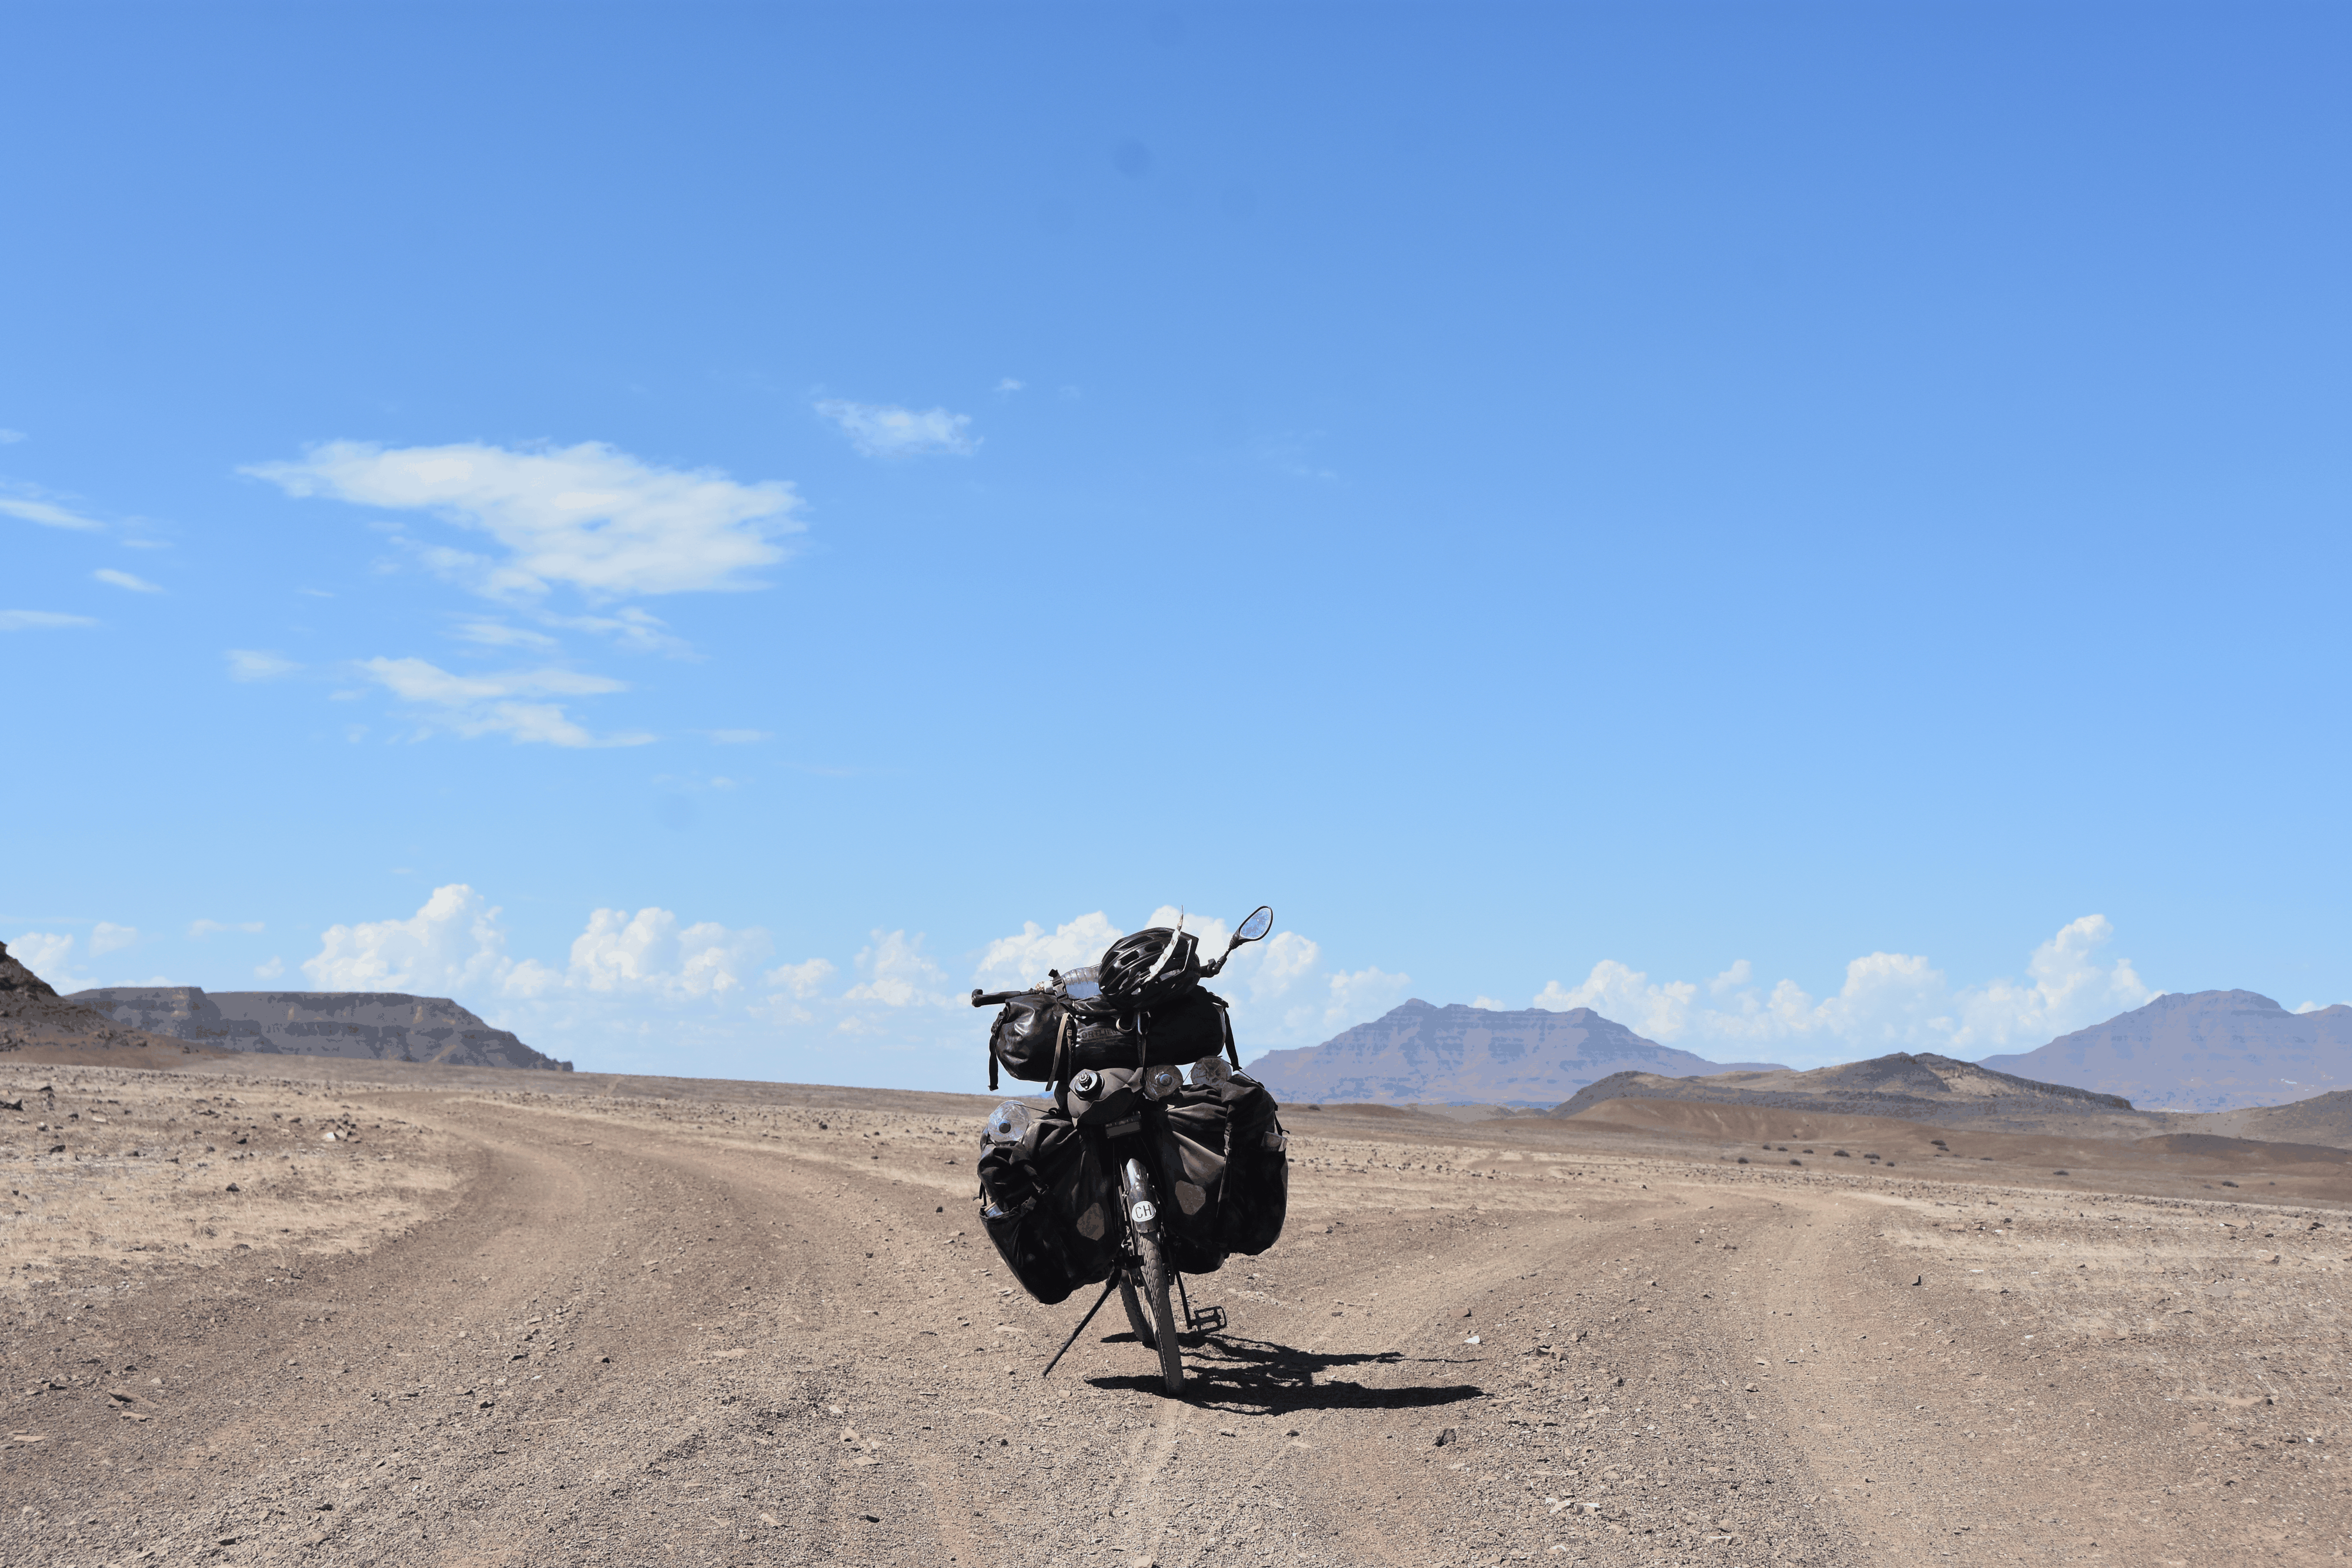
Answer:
[815,400,979,458]
[1531,915,2151,1064]
[245,441,801,602]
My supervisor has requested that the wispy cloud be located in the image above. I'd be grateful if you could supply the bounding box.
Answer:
[90,922,138,955]
[452,619,560,651]
[706,728,771,744]
[815,400,979,459]
[1,610,98,631]
[189,919,265,938]
[994,379,1025,396]
[539,607,694,657]
[0,429,26,444]
[93,567,162,593]
[243,440,802,602]
[225,649,300,681]
[0,496,104,531]
[360,656,652,748]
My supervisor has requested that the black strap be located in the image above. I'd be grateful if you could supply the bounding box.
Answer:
[1218,995,1240,1068]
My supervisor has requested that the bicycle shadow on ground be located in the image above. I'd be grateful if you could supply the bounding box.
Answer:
[1084,1333,1484,1413]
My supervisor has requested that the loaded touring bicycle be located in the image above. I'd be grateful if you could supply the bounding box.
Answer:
[969,905,1291,1393]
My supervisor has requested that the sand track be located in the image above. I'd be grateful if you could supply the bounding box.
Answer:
[5,1062,2348,1566]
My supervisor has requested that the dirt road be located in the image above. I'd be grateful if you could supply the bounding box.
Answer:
[5,1064,2347,1566]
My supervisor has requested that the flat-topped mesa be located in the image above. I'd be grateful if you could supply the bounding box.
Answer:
[1245,998,1787,1108]
[67,986,571,1072]
[1551,1051,2134,1123]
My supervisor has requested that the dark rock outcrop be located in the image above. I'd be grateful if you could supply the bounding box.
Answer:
[1244,1000,1786,1107]
[1977,990,2352,1112]
[1550,1051,2133,1124]
[1,939,193,1055]
[68,987,570,1072]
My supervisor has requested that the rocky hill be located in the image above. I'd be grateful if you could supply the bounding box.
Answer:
[1243,1000,1785,1106]
[1976,989,2352,1112]
[1551,1051,2133,1128]
[0,939,201,1060]
[67,987,570,1072]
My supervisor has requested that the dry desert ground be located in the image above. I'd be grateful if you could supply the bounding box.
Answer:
[4,1055,2348,1567]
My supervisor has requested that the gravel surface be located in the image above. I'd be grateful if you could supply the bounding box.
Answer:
[5,1061,2347,1566]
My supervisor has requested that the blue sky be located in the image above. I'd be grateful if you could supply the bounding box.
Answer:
[4,2,2346,1087]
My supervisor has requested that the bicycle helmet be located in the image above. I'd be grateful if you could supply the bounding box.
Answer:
[1098,925,1202,1007]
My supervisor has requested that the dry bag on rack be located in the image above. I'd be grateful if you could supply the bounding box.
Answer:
[985,992,1067,1085]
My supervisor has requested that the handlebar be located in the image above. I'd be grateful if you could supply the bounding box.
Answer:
[970,988,1023,1008]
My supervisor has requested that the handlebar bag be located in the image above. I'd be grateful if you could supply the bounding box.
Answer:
[976,1100,1120,1304]
[987,993,1068,1084]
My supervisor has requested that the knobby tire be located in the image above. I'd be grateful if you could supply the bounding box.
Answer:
[1135,1231,1184,1393]
[1118,1269,1156,1349]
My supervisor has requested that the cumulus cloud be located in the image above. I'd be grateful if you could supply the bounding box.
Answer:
[763,958,837,997]
[302,885,777,1024]
[973,912,1125,990]
[1529,915,2153,1065]
[359,656,651,747]
[93,568,161,593]
[815,400,979,459]
[226,650,300,681]
[244,440,801,602]
[1,610,97,631]
[844,930,953,1008]
[9,931,90,991]
[0,496,103,531]
[566,907,771,1000]
[89,922,137,955]
[1472,995,1509,1011]
[254,957,285,980]
[970,908,1407,1048]
[1534,961,1699,1041]
[304,885,526,995]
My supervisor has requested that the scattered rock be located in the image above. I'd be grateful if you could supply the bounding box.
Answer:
[1435,1427,1459,1446]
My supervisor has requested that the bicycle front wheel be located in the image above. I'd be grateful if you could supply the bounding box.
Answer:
[1134,1231,1184,1393]
[1118,1266,1157,1348]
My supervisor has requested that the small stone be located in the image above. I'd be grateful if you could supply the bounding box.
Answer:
[1435,1427,1459,1446]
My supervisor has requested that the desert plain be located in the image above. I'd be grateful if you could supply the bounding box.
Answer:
[4,1055,2347,1567]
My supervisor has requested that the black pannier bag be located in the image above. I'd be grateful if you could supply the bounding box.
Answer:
[1212,1072,1289,1256]
[975,1101,1120,1303]
[1141,1069,1291,1269]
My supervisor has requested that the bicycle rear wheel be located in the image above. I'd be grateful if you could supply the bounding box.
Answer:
[1134,1231,1184,1393]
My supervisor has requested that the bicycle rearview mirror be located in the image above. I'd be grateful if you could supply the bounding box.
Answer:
[1231,905,1273,948]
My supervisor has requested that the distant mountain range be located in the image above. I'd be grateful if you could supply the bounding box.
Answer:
[68,987,570,1072]
[1243,1001,1785,1106]
[1978,990,2352,1112]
